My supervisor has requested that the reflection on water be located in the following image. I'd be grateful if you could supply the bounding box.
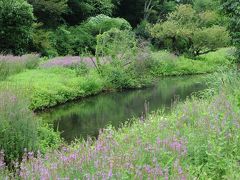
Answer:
[40,76,207,142]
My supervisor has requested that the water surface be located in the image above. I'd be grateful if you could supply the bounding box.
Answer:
[40,76,207,142]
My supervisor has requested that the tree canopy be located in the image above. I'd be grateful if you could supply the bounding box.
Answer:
[221,0,240,58]
[150,4,230,56]
[0,0,34,54]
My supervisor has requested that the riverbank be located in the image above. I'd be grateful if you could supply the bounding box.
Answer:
[2,70,239,179]
[0,48,234,111]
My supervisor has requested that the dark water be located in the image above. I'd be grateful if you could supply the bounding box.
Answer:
[40,76,207,142]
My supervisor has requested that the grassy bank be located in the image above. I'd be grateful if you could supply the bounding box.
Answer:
[1,70,239,179]
[0,48,234,111]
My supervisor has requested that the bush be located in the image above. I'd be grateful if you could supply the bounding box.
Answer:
[38,124,62,154]
[96,28,151,88]
[135,20,152,40]
[0,0,34,55]
[32,26,58,57]
[54,26,95,56]
[192,26,231,56]
[193,0,221,12]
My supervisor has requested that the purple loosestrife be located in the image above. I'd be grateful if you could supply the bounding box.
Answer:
[0,54,39,69]
[0,54,39,80]
[41,56,97,68]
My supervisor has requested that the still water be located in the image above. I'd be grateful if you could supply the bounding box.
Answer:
[40,76,207,142]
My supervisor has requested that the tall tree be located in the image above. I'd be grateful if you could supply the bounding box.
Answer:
[64,0,116,25]
[28,0,68,27]
[150,5,230,56]
[0,0,34,54]
[116,0,191,26]
[221,0,240,59]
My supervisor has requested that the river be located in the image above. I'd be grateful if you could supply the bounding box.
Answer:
[40,75,207,142]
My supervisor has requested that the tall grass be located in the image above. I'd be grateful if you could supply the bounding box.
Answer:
[0,54,39,80]
[0,87,62,170]
[0,90,39,165]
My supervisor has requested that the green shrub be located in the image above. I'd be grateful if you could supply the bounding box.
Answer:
[96,28,137,66]
[135,20,152,39]
[0,0,34,55]
[96,28,152,88]
[199,11,220,27]
[54,26,95,55]
[72,62,90,76]
[32,26,58,57]
[192,26,231,56]
[193,0,221,12]
[38,124,62,154]
[96,28,137,88]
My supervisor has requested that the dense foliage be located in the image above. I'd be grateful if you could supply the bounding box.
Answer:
[32,15,132,56]
[65,0,117,25]
[0,0,234,57]
[28,0,68,27]
[150,4,230,56]
[0,0,34,55]
[221,0,240,59]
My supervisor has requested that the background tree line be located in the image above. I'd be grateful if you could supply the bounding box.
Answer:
[0,0,239,58]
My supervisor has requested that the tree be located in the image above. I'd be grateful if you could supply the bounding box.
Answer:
[27,0,68,27]
[0,0,34,55]
[193,0,221,12]
[150,4,230,56]
[221,0,240,59]
[83,14,132,35]
[64,0,116,25]
[116,0,179,26]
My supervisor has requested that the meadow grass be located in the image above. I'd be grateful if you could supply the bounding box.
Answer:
[150,48,234,76]
[3,68,105,110]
